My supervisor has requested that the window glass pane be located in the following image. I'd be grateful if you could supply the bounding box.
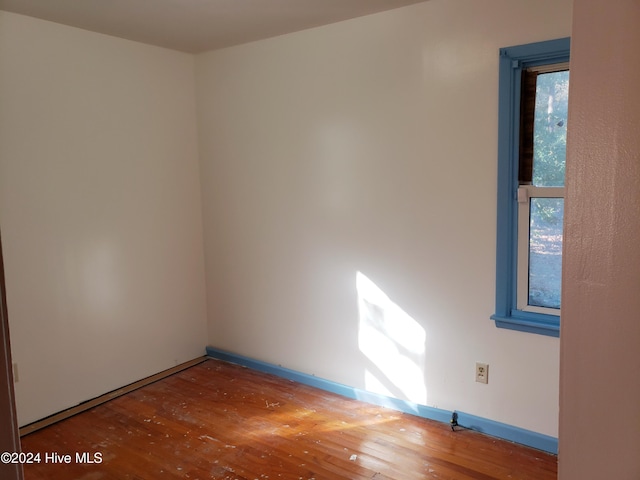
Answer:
[529,198,564,308]
[532,70,569,187]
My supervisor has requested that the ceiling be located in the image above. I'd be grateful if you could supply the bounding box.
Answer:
[0,0,428,53]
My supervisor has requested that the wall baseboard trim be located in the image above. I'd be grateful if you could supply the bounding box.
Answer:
[206,346,558,454]
[452,410,558,454]
[19,356,208,437]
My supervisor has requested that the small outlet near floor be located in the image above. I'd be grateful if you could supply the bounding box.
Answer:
[475,362,488,384]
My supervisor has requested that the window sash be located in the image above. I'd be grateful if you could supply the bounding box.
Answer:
[516,186,564,314]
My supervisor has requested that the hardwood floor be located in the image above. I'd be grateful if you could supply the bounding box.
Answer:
[20,359,557,479]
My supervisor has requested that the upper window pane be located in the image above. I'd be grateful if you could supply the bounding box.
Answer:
[532,70,570,187]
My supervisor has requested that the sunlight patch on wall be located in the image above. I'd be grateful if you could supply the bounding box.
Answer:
[79,240,121,316]
[357,271,427,406]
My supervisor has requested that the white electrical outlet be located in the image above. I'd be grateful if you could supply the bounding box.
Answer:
[475,362,488,384]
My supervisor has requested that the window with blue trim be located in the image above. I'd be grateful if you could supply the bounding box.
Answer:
[492,38,570,337]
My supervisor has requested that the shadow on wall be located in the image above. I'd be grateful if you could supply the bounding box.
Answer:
[356,271,427,412]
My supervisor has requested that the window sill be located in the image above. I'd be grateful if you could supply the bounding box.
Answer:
[491,312,560,337]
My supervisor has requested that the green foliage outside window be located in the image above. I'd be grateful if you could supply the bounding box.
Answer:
[533,70,569,189]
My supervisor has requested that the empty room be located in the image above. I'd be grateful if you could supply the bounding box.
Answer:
[1,0,638,479]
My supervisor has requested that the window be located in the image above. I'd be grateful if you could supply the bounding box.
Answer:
[492,38,570,337]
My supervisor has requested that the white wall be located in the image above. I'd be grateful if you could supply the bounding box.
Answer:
[559,0,640,477]
[196,0,572,437]
[0,12,208,426]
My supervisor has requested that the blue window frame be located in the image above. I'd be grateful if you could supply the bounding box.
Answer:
[491,38,570,337]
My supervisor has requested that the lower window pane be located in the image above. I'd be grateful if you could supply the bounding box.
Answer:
[529,198,563,309]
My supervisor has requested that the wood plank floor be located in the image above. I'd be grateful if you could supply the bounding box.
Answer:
[20,359,557,479]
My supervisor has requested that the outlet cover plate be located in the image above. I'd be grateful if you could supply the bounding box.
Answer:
[476,362,488,384]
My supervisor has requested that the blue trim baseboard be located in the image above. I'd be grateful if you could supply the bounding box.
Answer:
[453,411,558,454]
[205,346,558,454]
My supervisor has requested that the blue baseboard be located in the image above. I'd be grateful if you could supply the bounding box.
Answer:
[205,346,558,454]
[453,411,558,454]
